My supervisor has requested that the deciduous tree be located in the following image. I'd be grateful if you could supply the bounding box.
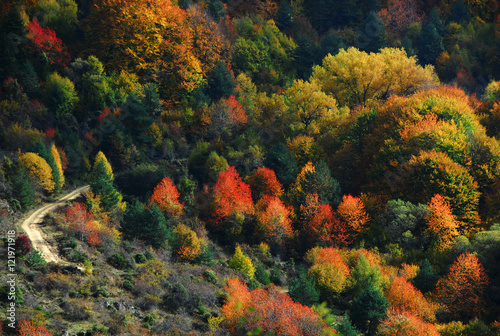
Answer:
[148,177,184,217]
[247,167,284,201]
[425,194,459,251]
[255,195,294,248]
[18,319,53,336]
[18,152,55,193]
[337,194,370,236]
[229,245,255,279]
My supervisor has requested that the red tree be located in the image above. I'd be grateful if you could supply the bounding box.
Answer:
[385,277,436,322]
[247,167,284,200]
[64,203,100,246]
[255,196,293,247]
[379,309,440,336]
[435,253,489,319]
[15,234,32,254]
[307,204,350,248]
[378,0,422,39]
[337,195,370,236]
[426,194,459,251]
[212,167,253,221]
[148,176,184,217]
[26,19,70,67]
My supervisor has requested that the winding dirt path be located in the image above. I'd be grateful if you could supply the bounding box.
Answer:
[20,186,90,267]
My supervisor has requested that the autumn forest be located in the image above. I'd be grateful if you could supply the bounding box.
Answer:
[1,0,500,335]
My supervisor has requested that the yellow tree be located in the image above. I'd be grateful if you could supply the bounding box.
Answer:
[18,152,55,193]
[425,194,459,251]
[51,143,64,189]
[311,47,437,108]
[229,245,255,279]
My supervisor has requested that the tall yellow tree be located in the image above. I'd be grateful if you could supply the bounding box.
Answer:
[19,152,55,193]
[51,143,64,189]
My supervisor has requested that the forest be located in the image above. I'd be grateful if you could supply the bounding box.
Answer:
[1,0,500,335]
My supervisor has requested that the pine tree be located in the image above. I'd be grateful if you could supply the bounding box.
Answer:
[351,284,389,335]
[30,140,61,192]
[360,11,387,53]
[208,0,225,21]
[91,152,123,212]
[418,22,444,65]
[264,143,298,187]
[401,36,416,57]
[277,1,294,31]
[288,267,320,306]
[426,8,445,36]
[12,170,35,211]
[319,31,345,60]
[411,259,438,294]
[451,0,471,23]
[206,61,235,102]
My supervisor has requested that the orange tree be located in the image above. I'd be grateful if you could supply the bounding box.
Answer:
[148,177,184,218]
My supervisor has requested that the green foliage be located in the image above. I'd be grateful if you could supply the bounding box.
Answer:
[229,245,256,279]
[208,0,225,21]
[288,267,320,306]
[337,314,360,336]
[122,280,133,291]
[361,11,386,53]
[418,22,444,65]
[412,259,439,294]
[11,169,34,211]
[206,61,235,101]
[348,255,384,296]
[42,72,78,119]
[134,253,147,264]
[26,249,47,268]
[30,140,61,192]
[121,201,172,248]
[350,284,389,335]
[203,270,217,284]
[254,263,271,285]
[270,265,282,285]
[264,143,298,186]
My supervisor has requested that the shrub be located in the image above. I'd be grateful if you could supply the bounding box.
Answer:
[15,235,32,254]
[26,249,47,268]
[135,253,147,264]
[203,270,217,284]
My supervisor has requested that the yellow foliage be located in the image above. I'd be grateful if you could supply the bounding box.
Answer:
[93,151,114,181]
[229,245,256,279]
[19,152,55,193]
[173,224,204,262]
[51,143,65,189]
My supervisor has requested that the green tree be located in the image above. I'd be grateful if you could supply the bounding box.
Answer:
[229,245,255,279]
[288,267,320,306]
[206,61,235,101]
[337,315,360,336]
[418,22,444,65]
[264,143,298,187]
[451,0,471,23]
[348,254,384,296]
[30,140,61,192]
[91,152,123,212]
[42,72,78,119]
[360,11,386,53]
[411,259,438,294]
[11,170,34,211]
[208,0,225,21]
[350,284,389,335]
[277,0,294,31]
[255,263,271,285]
[121,201,171,248]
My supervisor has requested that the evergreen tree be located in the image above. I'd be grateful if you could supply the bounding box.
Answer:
[412,259,439,294]
[401,36,416,57]
[350,284,389,335]
[0,9,27,81]
[277,1,294,31]
[264,143,298,187]
[338,0,361,28]
[418,22,444,65]
[288,268,320,306]
[360,0,381,14]
[451,0,471,23]
[12,170,35,211]
[427,8,445,36]
[91,152,123,212]
[255,263,271,285]
[121,201,171,248]
[206,60,235,102]
[294,34,318,79]
[337,314,360,336]
[208,0,225,21]
[318,31,345,60]
[360,11,386,53]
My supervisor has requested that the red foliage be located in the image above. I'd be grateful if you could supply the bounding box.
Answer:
[435,253,489,319]
[385,277,436,322]
[148,176,184,217]
[378,0,421,39]
[225,95,247,125]
[307,204,350,247]
[15,234,32,254]
[247,167,284,200]
[98,107,112,123]
[26,19,70,67]
[379,309,440,336]
[255,196,294,246]
[337,195,370,236]
[57,147,68,169]
[64,203,101,246]
[212,166,253,221]
[222,278,335,335]
[17,319,53,336]
[44,128,55,140]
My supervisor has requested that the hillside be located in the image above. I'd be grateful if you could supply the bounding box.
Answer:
[1,0,500,335]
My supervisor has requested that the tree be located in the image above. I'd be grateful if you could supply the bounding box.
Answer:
[426,8,445,36]
[307,247,350,296]
[306,204,350,248]
[148,177,184,217]
[277,0,293,31]
[15,234,32,254]
[31,141,63,192]
[411,259,438,294]
[91,151,123,212]
[435,253,489,320]
[211,166,254,224]
[51,143,64,189]
[378,0,421,40]
[247,167,284,201]
[311,47,437,108]
[425,194,459,251]
[418,22,444,65]
[348,254,384,296]
[264,143,298,187]
[288,267,320,306]
[11,170,34,210]
[379,310,440,336]
[63,202,101,245]
[351,284,390,335]
[26,18,70,67]
[206,60,235,101]
[229,245,255,279]
[360,11,387,53]
[337,195,370,237]
[172,224,204,262]
[121,201,171,248]
[255,196,294,248]
[17,319,53,336]
[18,152,55,193]
[83,0,203,100]
[385,277,436,322]
[451,0,471,23]
[208,0,225,21]
[41,72,78,119]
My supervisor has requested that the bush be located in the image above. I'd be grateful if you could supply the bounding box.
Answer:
[270,265,281,285]
[122,280,133,291]
[135,253,147,264]
[203,270,217,284]
[110,253,127,269]
[26,249,46,268]
[15,235,32,254]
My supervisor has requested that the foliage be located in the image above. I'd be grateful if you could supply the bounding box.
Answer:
[288,267,320,306]
[91,151,124,212]
[350,284,390,334]
[50,143,64,189]
[411,259,439,294]
[264,143,298,187]
[41,72,78,119]
[311,47,437,108]
[246,167,284,200]
[18,319,53,336]
[26,18,70,67]
[18,152,55,193]
[229,245,255,279]
[306,204,350,248]
[379,310,441,336]
[435,253,489,320]
[148,177,184,217]
[11,169,35,210]
[15,234,32,254]
[337,194,370,237]
[172,224,204,262]
[425,194,460,251]
[26,249,47,268]
[62,202,100,245]
[307,247,350,296]
[255,195,294,247]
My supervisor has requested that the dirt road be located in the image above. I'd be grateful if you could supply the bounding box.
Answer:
[20,186,90,266]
